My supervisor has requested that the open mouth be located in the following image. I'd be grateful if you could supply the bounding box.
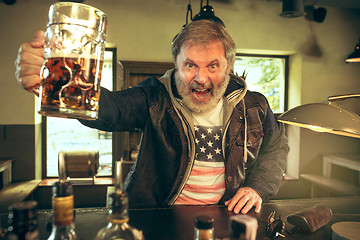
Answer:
[192,88,211,102]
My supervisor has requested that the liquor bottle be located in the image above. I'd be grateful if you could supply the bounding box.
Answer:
[94,192,144,240]
[5,201,39,240]
[194,215,215,240]
[47,180,80,240]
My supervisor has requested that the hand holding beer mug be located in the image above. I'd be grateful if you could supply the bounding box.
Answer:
[39,2,106,120]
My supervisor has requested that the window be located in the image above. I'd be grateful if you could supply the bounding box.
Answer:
[43,48,116,178]
[233,54,288,114]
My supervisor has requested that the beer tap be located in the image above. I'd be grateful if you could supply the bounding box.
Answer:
[114,159,123,194]
[58,151,67,183]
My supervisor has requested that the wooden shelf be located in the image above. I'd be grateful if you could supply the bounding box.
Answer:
[301,153,360,198]
[0,180,41,213]
[301,174,360,196]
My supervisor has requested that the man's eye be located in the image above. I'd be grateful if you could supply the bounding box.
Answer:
[185,63,194,68]
[209,64,217,69]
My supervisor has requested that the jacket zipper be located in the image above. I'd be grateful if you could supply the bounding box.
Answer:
[168,109,196,205]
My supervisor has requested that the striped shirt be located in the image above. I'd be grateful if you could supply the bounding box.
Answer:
[175,100,225,205]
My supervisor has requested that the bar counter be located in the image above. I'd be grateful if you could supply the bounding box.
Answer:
[32,196,360,240]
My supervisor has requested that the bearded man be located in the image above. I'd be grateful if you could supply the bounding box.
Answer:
[15,19,289,214]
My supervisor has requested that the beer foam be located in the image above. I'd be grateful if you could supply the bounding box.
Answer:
[44,52,99,60]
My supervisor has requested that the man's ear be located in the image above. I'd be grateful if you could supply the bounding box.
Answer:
[226,64,232,74]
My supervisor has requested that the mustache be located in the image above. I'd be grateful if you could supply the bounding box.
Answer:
[189,81,213,91]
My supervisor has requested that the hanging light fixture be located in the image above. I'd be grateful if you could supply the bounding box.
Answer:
[278,94,360,138]
[346,39,360,63]
[280,0,304,18]
[172,0,224,44]
[192,0,225,26]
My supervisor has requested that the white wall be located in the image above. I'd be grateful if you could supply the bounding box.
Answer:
[0,0,359,174]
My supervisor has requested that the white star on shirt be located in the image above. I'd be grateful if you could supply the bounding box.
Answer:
[207,141,213,147]
[207,153,213,160]
[200,146,206,153]
[195,138,199,144]
[214,133,220,141]
[194,126,199,131]
[201,133,206,139]
[207,127,213,134]
[214,148,221,154]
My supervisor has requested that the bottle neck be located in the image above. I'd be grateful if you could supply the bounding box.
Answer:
[52,195,75,227]
[107,192,130,224]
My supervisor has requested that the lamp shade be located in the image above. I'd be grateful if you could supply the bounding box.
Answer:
[278,103,360,138]
[346,42,360,63]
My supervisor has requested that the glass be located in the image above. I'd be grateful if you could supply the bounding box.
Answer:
[46,49,115,177]
[39,2,107,120]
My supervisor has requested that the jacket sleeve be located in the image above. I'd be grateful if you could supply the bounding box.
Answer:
[244,97,290,200]
[79,86,150,132]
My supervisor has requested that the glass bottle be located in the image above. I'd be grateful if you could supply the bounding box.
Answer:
[94,192,144,240]
[194,215,215,240]
[5,201,39,240]
[47,180,80,240]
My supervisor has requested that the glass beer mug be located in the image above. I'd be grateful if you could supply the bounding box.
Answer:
[39,2,107,120]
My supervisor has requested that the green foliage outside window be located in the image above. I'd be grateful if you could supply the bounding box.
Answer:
[234,56,286,113]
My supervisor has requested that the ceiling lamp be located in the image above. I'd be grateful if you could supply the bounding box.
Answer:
[172,0,224,43]
[278,94,360,139]
[192,0,225,26]
[346,39,360,63]
[280,0,304,18]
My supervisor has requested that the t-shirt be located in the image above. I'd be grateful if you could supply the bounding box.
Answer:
[175,99,225,205]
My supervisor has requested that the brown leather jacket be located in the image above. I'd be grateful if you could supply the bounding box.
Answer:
[81,69,289,208]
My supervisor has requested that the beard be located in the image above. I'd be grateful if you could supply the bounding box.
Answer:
[175,71,230,113]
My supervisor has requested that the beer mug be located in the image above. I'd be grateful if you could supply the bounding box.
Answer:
[39,2,107,120]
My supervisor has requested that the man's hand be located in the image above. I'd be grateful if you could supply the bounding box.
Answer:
[14,30,45,95]
[225,187,262,214]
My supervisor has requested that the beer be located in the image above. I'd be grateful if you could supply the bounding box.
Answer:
[39,56,103,119]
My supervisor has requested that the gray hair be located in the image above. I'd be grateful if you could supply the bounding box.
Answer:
[171,20,236,68]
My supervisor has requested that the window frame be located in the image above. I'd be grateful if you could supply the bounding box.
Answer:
[235,53,289,116]
[41,47,117,179]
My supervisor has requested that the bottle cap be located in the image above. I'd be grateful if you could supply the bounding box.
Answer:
[195,215,214,230]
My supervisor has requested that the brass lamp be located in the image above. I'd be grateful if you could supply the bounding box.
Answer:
[278,94,360,138]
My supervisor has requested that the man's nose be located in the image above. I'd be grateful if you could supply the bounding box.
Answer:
[195,68,208,85]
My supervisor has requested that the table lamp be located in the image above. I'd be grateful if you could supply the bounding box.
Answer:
[278,93,360,138]
[278,94,360,239]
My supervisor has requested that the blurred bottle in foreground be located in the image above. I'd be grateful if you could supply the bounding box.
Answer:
[5,201,39,240]
[47,181,81,240]
[94,160,144,240]
[194,215,215,240]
